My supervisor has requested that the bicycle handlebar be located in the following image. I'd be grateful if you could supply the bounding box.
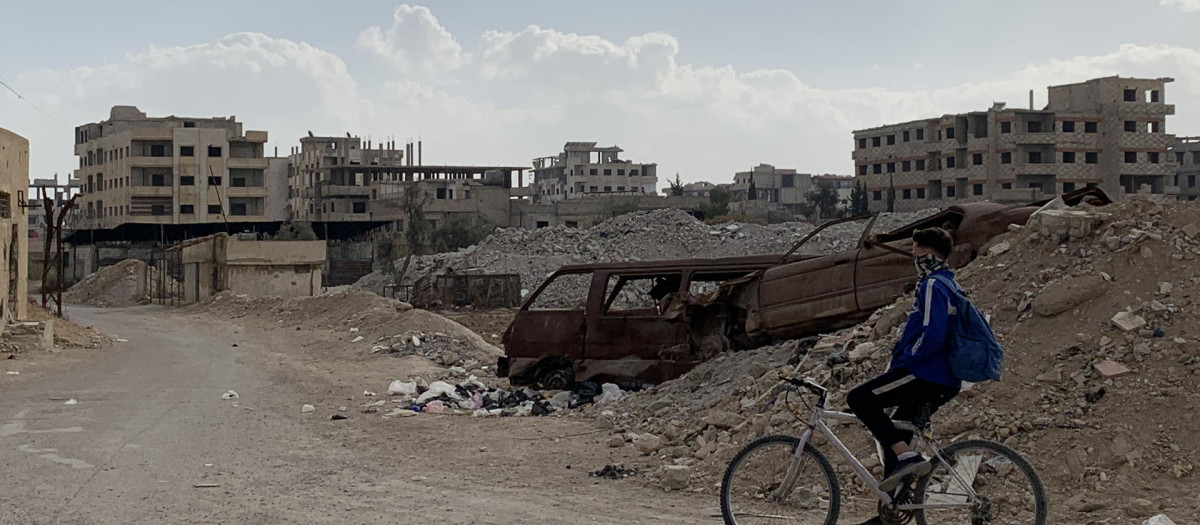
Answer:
[759,377,829,414]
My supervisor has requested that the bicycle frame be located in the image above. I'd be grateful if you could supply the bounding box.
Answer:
[775,406,982,512]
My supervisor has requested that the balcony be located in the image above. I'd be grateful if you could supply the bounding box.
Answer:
[130,156,174,168]
[227,186,269,198]
[1014,163,1059,176]
[227,157,269,169]
[130,185,174,197]
[316,183,372,198]
[1014,133,1059,145]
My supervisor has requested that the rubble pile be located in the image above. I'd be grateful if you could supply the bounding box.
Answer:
[64,259,178,307]
[593,197,1200,520]
[353,208,938,297]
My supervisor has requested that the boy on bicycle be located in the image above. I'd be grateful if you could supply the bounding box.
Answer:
[847,227,962,524]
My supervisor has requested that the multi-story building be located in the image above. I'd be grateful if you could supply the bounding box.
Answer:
[287,135,404,222]
[1173,137,1200,201]
[73,106,284,228]
[679,181,719,198]
[853,76,1177,212]
[730,164,812,214]
[531,142,657,203]
[812,174,855,209]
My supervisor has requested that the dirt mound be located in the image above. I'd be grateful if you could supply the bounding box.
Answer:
[63,259,176,307]
[353,207,938,297]
[189,290,503,375]
[595,197,1200,522]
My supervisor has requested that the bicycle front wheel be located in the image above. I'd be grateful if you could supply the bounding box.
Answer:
[914,439,1047,525]
[720,434,840,525]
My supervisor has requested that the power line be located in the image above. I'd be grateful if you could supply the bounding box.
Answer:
[0,74,70,129]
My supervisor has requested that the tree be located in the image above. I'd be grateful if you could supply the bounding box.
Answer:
[850,180,870,216]
[807,180,839,220]
[431,216,491,253]
[274,221,317,241]
[669,173,684,197]
[395,188,429,285]
[699,187,731,219]
[374,236,401,274]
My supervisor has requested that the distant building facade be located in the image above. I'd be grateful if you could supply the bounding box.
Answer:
[73,106,284,229]
[731,164,812,214]
[1173,136,1200,201]
[531,142,657,203]
[853,76,1177,212]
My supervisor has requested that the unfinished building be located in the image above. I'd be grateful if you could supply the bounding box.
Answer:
[853,76,1177,212]
[72,106,287,228]
[730,164,811,213]
[0,127,30,322]
[1173,136,1200,201]
[531,142,657,203]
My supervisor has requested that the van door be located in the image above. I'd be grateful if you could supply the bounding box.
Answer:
[582,271,686,384]
[502,270,592,384]
[856,238,916,313]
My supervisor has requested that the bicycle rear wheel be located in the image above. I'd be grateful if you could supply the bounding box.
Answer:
[914,439,1047,525]
[720,434,839,525]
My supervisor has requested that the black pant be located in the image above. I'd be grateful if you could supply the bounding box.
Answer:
[846,368,959,475]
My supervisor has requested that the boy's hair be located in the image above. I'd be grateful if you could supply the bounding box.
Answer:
[913,227,954,259]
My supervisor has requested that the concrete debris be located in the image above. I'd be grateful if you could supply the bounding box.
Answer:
[64,259,179,307]
[350,335,364,343]
[63,399,77,405]
[635,434,663,455]
[987,241,1011,256]
[1144,514,1178,525]
[1031,275,1106,317]
[221,390,239,400]
[607,436,625,448]
[660,465,691,490]
[301,404,315,413]
[1111,311,1147,332]
[1094,360,1132,377]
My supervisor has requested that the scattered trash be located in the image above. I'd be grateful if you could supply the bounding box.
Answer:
[116,338,129,343]
[231,343,239,348]
[330,414,348,421]
[351,336,364,343]
[1144,515,1178,525]
[5,371,18,375]
[596,383,623,404]
[388,380,418,396]
[193,483,222,488]
[590,464,637,479]
[363,390,377,397]
[221,390,239,400]
[63,399,78,405]
[301,404,315,413]
[423,400,446,413]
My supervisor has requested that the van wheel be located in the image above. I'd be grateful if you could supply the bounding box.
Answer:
[539,368,574,390]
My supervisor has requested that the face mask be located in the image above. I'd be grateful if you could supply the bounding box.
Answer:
[914,253,947,280]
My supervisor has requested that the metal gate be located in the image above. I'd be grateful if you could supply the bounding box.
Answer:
[143,249,183,307]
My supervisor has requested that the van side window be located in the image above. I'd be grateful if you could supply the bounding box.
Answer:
[689,271,757,295]
[603,273,682,313]
[528,272,591,310]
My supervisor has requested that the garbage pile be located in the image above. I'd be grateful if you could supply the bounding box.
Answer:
[373,376,627,418]
[353,207,938,297]
[64,259,178,307]
[591,196,1200,521]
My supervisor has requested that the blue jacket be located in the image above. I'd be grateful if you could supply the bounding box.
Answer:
[890,269,962,388]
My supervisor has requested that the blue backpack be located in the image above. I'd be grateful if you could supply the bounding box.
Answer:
[929,274,1004,382]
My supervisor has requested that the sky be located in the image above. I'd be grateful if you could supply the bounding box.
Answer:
[3,0,1200,188]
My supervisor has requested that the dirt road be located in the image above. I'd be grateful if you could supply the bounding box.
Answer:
[0,306,714,524]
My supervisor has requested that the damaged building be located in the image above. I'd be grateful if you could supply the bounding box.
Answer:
[0,127,30,322]
[530,142,658,203]
[854,76,1177,212]
[1173,136,1200,201]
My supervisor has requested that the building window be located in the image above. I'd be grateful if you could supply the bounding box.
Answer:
[603,186,612,192]
[208,176,222,186]
[589,186,597,192]
[1062,121,1075,132]
[1083,121,1097,133]
[1124,151,1137,163]
[858,165,867,176]
[180,146,194,157]
[1124,120,1137,132]
[436,188,447,199]
[1124,89,1138,102]
[1150,90,1160,102]
[1149,152,1160,164]
[887,162,896,173]
[858,138,867,149]
[208,146,222,157]
[630,169,639,176]
[946,156,956,168]
[589,169,597,176]
[916,188,926,199]
[151,204,167,216]
[150,144,166,157]
[972,153,983,165]
[617,186,625,192]
[180,176,195,186]
[1190,175,1196,187]
[617,169,626,176]
[1001,182,1012,190]
[916,159,926,171]
[152,173,167,186]
[945,128,955,139]
[1085,152,1098,164]
[872,190,882,201]
[1027,121,1042,133]
[208,204,222,215]
[183,121,196,128]
[602,169,612,176]
[781,174,794,187]
[1062,152,1076,164]
[902,160,911,172]
[180,204,194,214]
[1177,152,1186,164]
[916,129,925,140]
[902,189,911,199]
[945,186,955,198]
[872,137,881,147]
[231,202,248,216]
[887,135,895,145]
[352,202,367,213]
[873,164,882,174]
[1028,151,1042,164]
[973,184,984,196]
[1001,152,1012,164]
[1150,122,1161,133]
[1063,182,1076,193]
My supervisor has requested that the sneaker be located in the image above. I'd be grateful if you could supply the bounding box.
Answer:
[878,454,931,491]
[854,517,884,525]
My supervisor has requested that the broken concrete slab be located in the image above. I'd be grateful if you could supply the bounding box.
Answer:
[1111,311,1147,332]
[635,434,663,455]
[1094,360,1131,377]
[1144,514,1179,525]
[660,465,691,490]
[1182,223,1200,240]
[1032,275,1107,317]
[701,411,744,430]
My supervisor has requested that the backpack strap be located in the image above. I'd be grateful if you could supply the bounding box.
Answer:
[927,274,966,315]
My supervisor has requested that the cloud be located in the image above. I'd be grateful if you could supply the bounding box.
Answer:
[1162,0,1200,12]
[358,4,466,74]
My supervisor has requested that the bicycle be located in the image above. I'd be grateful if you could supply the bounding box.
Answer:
[719,377,1047,525]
